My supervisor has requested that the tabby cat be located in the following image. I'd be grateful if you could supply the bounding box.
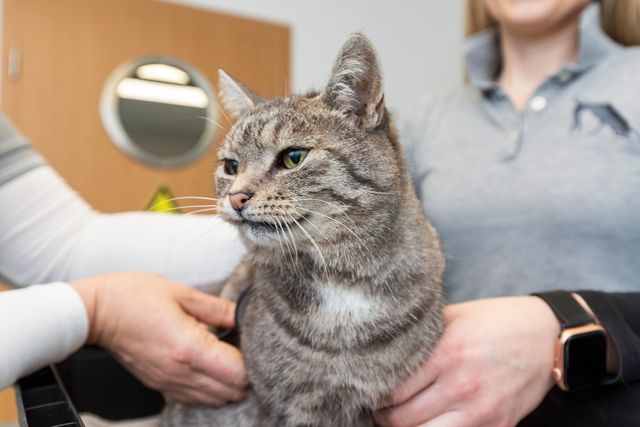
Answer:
[162,33,444,427]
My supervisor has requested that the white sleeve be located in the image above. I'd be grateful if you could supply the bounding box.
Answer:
[0,112,247,387]
[0,282,88,390]
[0,165,246,291]
[0,164,246,386]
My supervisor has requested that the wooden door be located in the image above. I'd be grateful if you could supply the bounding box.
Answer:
[0,284,17,424]
[1,0,289,212]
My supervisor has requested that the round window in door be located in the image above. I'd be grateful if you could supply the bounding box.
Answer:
[100,56,218,168]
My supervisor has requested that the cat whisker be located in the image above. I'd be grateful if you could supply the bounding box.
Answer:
[270,215,298,271]
[290,197,348,212]
[295,206,381,273]
[297,214,337,281]
[276,217,292,259]
[281,218,299,265]
[284,222,304,277]
[159,196,219,203]
[149,196,219,211]
[267,215,287,259]
[153,204,219,214]
[298,212,323,235]
[295,207,364,247]
[278,217,298,271]
[175,204,217,210]
[183,207,220,215]
[289,214,328,275]
[294,199,360,231]
[290,197,361,226]
[152,206,184,213]
[198,115,225,131]
[287,218,305,276]
[210,94,232,126]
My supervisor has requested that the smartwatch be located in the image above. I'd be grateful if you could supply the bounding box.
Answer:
[532,291,607,391]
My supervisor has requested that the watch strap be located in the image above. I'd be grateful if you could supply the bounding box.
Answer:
[531,290,595,329]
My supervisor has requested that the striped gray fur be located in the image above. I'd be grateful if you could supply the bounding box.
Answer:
[162,34,444,427]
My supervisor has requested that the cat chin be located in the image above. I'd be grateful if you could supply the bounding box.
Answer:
[241,222,282,246]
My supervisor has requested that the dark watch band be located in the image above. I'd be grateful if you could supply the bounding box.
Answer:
[531,290,595,329]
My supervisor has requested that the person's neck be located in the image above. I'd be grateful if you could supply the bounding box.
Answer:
[497,20,580,111]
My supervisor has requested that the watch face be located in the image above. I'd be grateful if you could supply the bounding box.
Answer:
[564,330,607,390]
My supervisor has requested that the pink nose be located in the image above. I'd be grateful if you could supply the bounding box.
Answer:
[230,192,253,211]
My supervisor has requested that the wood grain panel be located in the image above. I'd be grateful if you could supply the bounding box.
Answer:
[2,0,289,212]
[0,388,16,424]
[0,285,17,423]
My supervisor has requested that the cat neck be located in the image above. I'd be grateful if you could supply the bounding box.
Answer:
[251,201,429,295]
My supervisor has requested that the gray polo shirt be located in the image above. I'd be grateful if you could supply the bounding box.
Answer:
[404,6,640,303]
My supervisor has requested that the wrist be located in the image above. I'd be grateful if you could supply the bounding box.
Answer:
[532,291,609,390]
[528,296,562,389]
[70,277,100,344]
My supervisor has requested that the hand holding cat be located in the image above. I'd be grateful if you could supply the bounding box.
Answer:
[376,296,561,427]
[71,272,248,405]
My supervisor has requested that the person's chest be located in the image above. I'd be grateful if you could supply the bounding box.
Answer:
[414,68,640,240]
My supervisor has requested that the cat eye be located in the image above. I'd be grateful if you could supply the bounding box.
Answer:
[224,159,239,175]
[282,149,309,169]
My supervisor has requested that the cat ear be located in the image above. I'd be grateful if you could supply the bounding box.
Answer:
[322,33,385,129]
[217,69,263,120]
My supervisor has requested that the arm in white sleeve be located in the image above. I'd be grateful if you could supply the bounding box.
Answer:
[0,165,246,291]
[0,112,245,387]
[0,283,88,389]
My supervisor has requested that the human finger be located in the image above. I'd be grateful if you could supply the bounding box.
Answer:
[186,372,247,402]
[376,379,452,427]
[180,289,237,329]
[149,358,246,401]
[379,356,441,409]
[191,334,248,388]
[417,410,466,427]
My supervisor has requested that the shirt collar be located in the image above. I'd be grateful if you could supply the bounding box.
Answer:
[464,3,623,92]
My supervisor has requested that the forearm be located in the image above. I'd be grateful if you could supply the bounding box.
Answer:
[66,210,245,291]
[0,165,246,291]
[0,283,88,389]
[0,166,94,285]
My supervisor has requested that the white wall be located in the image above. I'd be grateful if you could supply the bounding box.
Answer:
[161,0,465,121]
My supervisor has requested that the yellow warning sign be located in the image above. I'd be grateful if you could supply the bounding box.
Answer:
[146,186,181,214]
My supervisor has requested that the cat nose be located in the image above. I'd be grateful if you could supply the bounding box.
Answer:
[229,192,253,212]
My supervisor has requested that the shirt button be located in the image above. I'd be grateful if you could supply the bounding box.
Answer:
[556,70,573,83]
[529,96,547,112]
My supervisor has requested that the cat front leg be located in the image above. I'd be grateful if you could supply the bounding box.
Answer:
[220,257,254,301]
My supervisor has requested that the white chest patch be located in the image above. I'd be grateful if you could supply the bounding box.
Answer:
[318,285,377,323]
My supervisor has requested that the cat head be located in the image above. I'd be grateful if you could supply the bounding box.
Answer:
[215,34,407,263]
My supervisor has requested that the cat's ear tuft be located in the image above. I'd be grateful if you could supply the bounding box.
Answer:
[217,69,263,120]
[322,33,385,129]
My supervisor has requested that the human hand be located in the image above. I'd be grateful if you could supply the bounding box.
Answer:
[376,296,561,427]
[71,272,247,406]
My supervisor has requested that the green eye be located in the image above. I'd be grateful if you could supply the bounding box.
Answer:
[282,149,309,169]
[224,159,239,175]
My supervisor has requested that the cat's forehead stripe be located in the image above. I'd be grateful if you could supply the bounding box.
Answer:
[262,118,286,145]
[259,116,287,147]
[229,105,296,152]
